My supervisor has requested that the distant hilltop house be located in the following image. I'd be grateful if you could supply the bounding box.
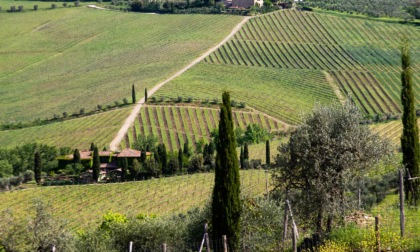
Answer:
[229,0,264,9]
[60,148,150,182]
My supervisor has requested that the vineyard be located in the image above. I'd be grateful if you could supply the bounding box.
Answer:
[0,4,242,123]
[372,120,420,146]
[155,10,420,123]
[122,105,286,151]
[0,169,270,230]
[0,108,131,150]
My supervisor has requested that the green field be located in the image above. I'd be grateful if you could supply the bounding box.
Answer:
[0,169,270,230]
[0,3,242,124]
[0,107,132,150]
[156,10,420,123]
[123,104,286,151]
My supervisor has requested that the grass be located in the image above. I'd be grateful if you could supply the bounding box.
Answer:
[0,3,243,124]
[155,64,337,124]
[0,169,271,230]
[0,107,132,150]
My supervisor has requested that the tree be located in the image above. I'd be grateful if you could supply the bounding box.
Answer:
[34,151,42,185]
[240,146,244,169]
[73,149,81,164]
[211,91,241,250]
[92,147,100,182]
[401,37,420,205]
[132,84,136,104]
[275,100,391,234]
[90,142,95,151]
[0,160,13,178]
[183,140,191,158]
[244,142,249,160]
[178,147,183,170]
[145,88,148,103]
[265,140,270,168]
[158,144,168,175]
[121,157,128,182]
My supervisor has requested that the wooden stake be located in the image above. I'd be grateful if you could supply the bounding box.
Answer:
[162,243,167,252]
[223,235,227,252]
[399,169,405,237]
[375,216,380,252]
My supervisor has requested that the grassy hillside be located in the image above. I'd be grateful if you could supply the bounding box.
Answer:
[0,4,243,124]
[155,10,420,124]
[0,169,270,230]
[0,107,132,150]
[122,104,287,151]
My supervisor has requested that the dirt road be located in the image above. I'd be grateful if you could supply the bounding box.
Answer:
[109,17,251,151]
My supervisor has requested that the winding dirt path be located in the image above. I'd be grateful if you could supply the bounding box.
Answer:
[110,16,251,151]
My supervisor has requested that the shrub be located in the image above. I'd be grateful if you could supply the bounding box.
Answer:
[63,3,67,7]
[186,97,193,103]
[151,97,157,102]
[97,104,102,110]
[23,170,34,183]
[114,101,120,106]
[123,98,129,105]
[212,98,219,104]
[10,6,16,12]
[239,102,246,108]
[18,5,23,11]
[79,108,85,115]
[75,1,80,7]
[62,112,68,118]
[0,177,10,191]
[51,4,57,9]
[230,100,237,107]
[177,96,183,103]
[100,211,128,231]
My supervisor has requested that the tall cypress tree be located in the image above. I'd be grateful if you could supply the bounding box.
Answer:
[121,157,128,182]
[92,147,100,182]
[73,149,81,164]
[240,146,244,169]
[145,88,148,103]
[244,142,249,160]
[34,151,42,185]
[132,84,136,104]
[178,147,183,170]
[266,140,270,168]
[211,91,241,250]
[401,37,420,205]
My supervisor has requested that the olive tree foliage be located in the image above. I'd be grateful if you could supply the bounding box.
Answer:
[0,200,75,252]
[274,101,392,233]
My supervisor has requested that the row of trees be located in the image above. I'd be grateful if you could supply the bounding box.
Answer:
[300,0,416,20]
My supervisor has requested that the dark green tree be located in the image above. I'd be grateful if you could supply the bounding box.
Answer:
[121,157,128,182]
[140,149,147,164]
[145,88,148,103]
[132,84,136,104]
[401,37,420,205]
[244,142,249,160]
[240,146,244,169]
[265,140,270,168]
[211,91,241,250]
[178,147,183,170]
[158,144,168,175]
[90,142,95,151]
[92,147,100,182]
[183,140,191,157]
[34,151,42,185]
[73,149,81,164]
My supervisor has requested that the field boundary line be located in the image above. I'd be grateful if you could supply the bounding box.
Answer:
[110,16,252,151]
[323,70,346,105]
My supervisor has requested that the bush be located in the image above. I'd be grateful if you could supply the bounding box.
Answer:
[10,6,16,12]
[114,101,120,106]
[51,4,57,9]
[62,112,68,118]
[18,5,23,11]
[75,1,80,7]
[177,96,183,103]
[186,97,193,103]
[123,98,129,105]
[63,3,67,7]
[23,170,34,183]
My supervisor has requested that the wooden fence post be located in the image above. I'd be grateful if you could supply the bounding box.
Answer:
[129,241,133,252]
[222,235,227,252]
[399,169,405,237]
[375,216,380,252]
[162,243,167,252]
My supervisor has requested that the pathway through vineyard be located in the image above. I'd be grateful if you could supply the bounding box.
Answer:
[109,16,252,151]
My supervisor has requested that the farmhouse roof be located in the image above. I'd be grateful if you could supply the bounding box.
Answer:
[100,162,119,169]
[118,148,141,158]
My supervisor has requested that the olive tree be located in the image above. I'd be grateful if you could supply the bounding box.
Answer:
[274,100,392,234]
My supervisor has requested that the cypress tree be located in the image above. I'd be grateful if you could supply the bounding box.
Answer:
[132,84,136,104]
[140,149,147,164]
[211,91,241,250]
[34,151,42,185]
[73,149,81,164]
[240,146,244,169]
[244,142,249,160]
[158,144,168,175]
[178,147,183,170]
[266,140,270,168]
[121,157,128,182]
[89,142,95,151]
[183,140,191,157]
[145,88,148,103]
[92,147,100,182]
[401,37,420,205]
